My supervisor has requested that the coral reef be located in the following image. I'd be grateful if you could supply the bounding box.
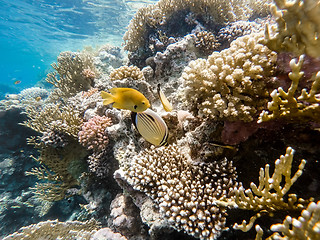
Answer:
[259,55,320,123]
[263,0,320,58]
[3,219,100,240]
[109,66,145,81]
[195,31,219,55]
[120,144,238,240]
[78,115,113,152]
[46,51,96,99]
[256,200,320,240]
[181,32,277,122]
[215,147,309,232]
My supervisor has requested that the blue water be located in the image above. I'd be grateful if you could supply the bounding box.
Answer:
[0,0,156,97]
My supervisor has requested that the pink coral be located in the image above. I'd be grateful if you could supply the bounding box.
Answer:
[78,115,112,152]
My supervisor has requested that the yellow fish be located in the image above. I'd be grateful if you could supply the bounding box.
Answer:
[157,84,173,112]
[101,88,150,112]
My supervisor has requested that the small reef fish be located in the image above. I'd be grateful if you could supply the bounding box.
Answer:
[35,96,41,102]
[14,80,21,85]
[131,108,168,146]
[209,142,237,150]
[101,88,150,112]
[157,84,173,112]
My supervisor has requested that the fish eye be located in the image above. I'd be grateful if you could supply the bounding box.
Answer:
[134,105,138,109]
[142,102,145,105]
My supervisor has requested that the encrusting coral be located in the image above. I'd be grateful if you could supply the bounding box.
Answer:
[263,0,320,58]
[258,55,320,123]
[181,32,277,122]
[78,115,113,152]
[255,200,320,240]
[121,144,238,240]
[215,147,310,232]
[46,51,96,99]
[109,65,145,81]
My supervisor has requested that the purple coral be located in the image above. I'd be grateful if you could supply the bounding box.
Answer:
[78,115,112,152]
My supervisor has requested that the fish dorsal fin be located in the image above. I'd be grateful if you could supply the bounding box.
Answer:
[157,84,173,112]
[109,88,131,95]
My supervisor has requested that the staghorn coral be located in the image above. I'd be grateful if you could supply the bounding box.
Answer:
[258,55,320,123]
[263,0,320,58]
[3,219,100,240]
[215,147,309,232]
[256,200,320,240]
[121,144,238,240]
[78,115,112,152]
[181,32,277,122]
[21,103,82,138]
[46,51,96,99]
[26,139,88,201]
[109,65,145,81]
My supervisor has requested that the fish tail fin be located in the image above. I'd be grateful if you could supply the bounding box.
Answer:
[101,91,114,105]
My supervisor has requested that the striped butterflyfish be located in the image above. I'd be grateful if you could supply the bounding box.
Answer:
[131,108,168,146]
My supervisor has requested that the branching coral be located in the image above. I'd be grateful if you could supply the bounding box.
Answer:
[78,115,112,152]
[109,66,144,81]
[195,30,220,54]
[258,55,320,123]
[123,0,270,53]
[256,200,320,240]
[46,51,96,98]
[26,140,88,201]
[3,219,100,240]
[121,144,238,240]
[215,147,310,232]
[182,32,277,122]
[263,0,320,58]
[21,103,82,138]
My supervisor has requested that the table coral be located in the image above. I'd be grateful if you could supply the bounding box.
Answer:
[258,54,320,123]
[215,147,309,232]
[78,115,112,152]
[263,0,320,58]
[181,32,277,122]
[3,219,100,240]
[121,144,238,240]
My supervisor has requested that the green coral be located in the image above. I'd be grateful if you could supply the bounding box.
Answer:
[46,51,96,99]
[258,55,320,123]
[263,0,320,58]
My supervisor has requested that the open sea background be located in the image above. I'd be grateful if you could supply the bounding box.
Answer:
[0,0,156,98]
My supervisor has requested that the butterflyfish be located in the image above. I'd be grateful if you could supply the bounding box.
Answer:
[131,108,168,146]
[101,88,150,112]
[157,84,173,112]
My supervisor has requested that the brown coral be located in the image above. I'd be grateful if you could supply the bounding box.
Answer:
[122,144,238,240]
[109,66,144,81]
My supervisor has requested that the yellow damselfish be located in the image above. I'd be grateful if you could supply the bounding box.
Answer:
[101,88,150,112]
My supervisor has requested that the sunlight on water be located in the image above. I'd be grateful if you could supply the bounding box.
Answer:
[0,0,157,96]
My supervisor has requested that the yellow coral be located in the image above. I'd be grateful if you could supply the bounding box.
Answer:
[215,147,310,232]
[182,32,277,122]
[263,0,320,58]
[258,55,320,123]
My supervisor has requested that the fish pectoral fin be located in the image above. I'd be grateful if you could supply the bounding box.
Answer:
[101,91,114,105]
[112,102,124,109]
